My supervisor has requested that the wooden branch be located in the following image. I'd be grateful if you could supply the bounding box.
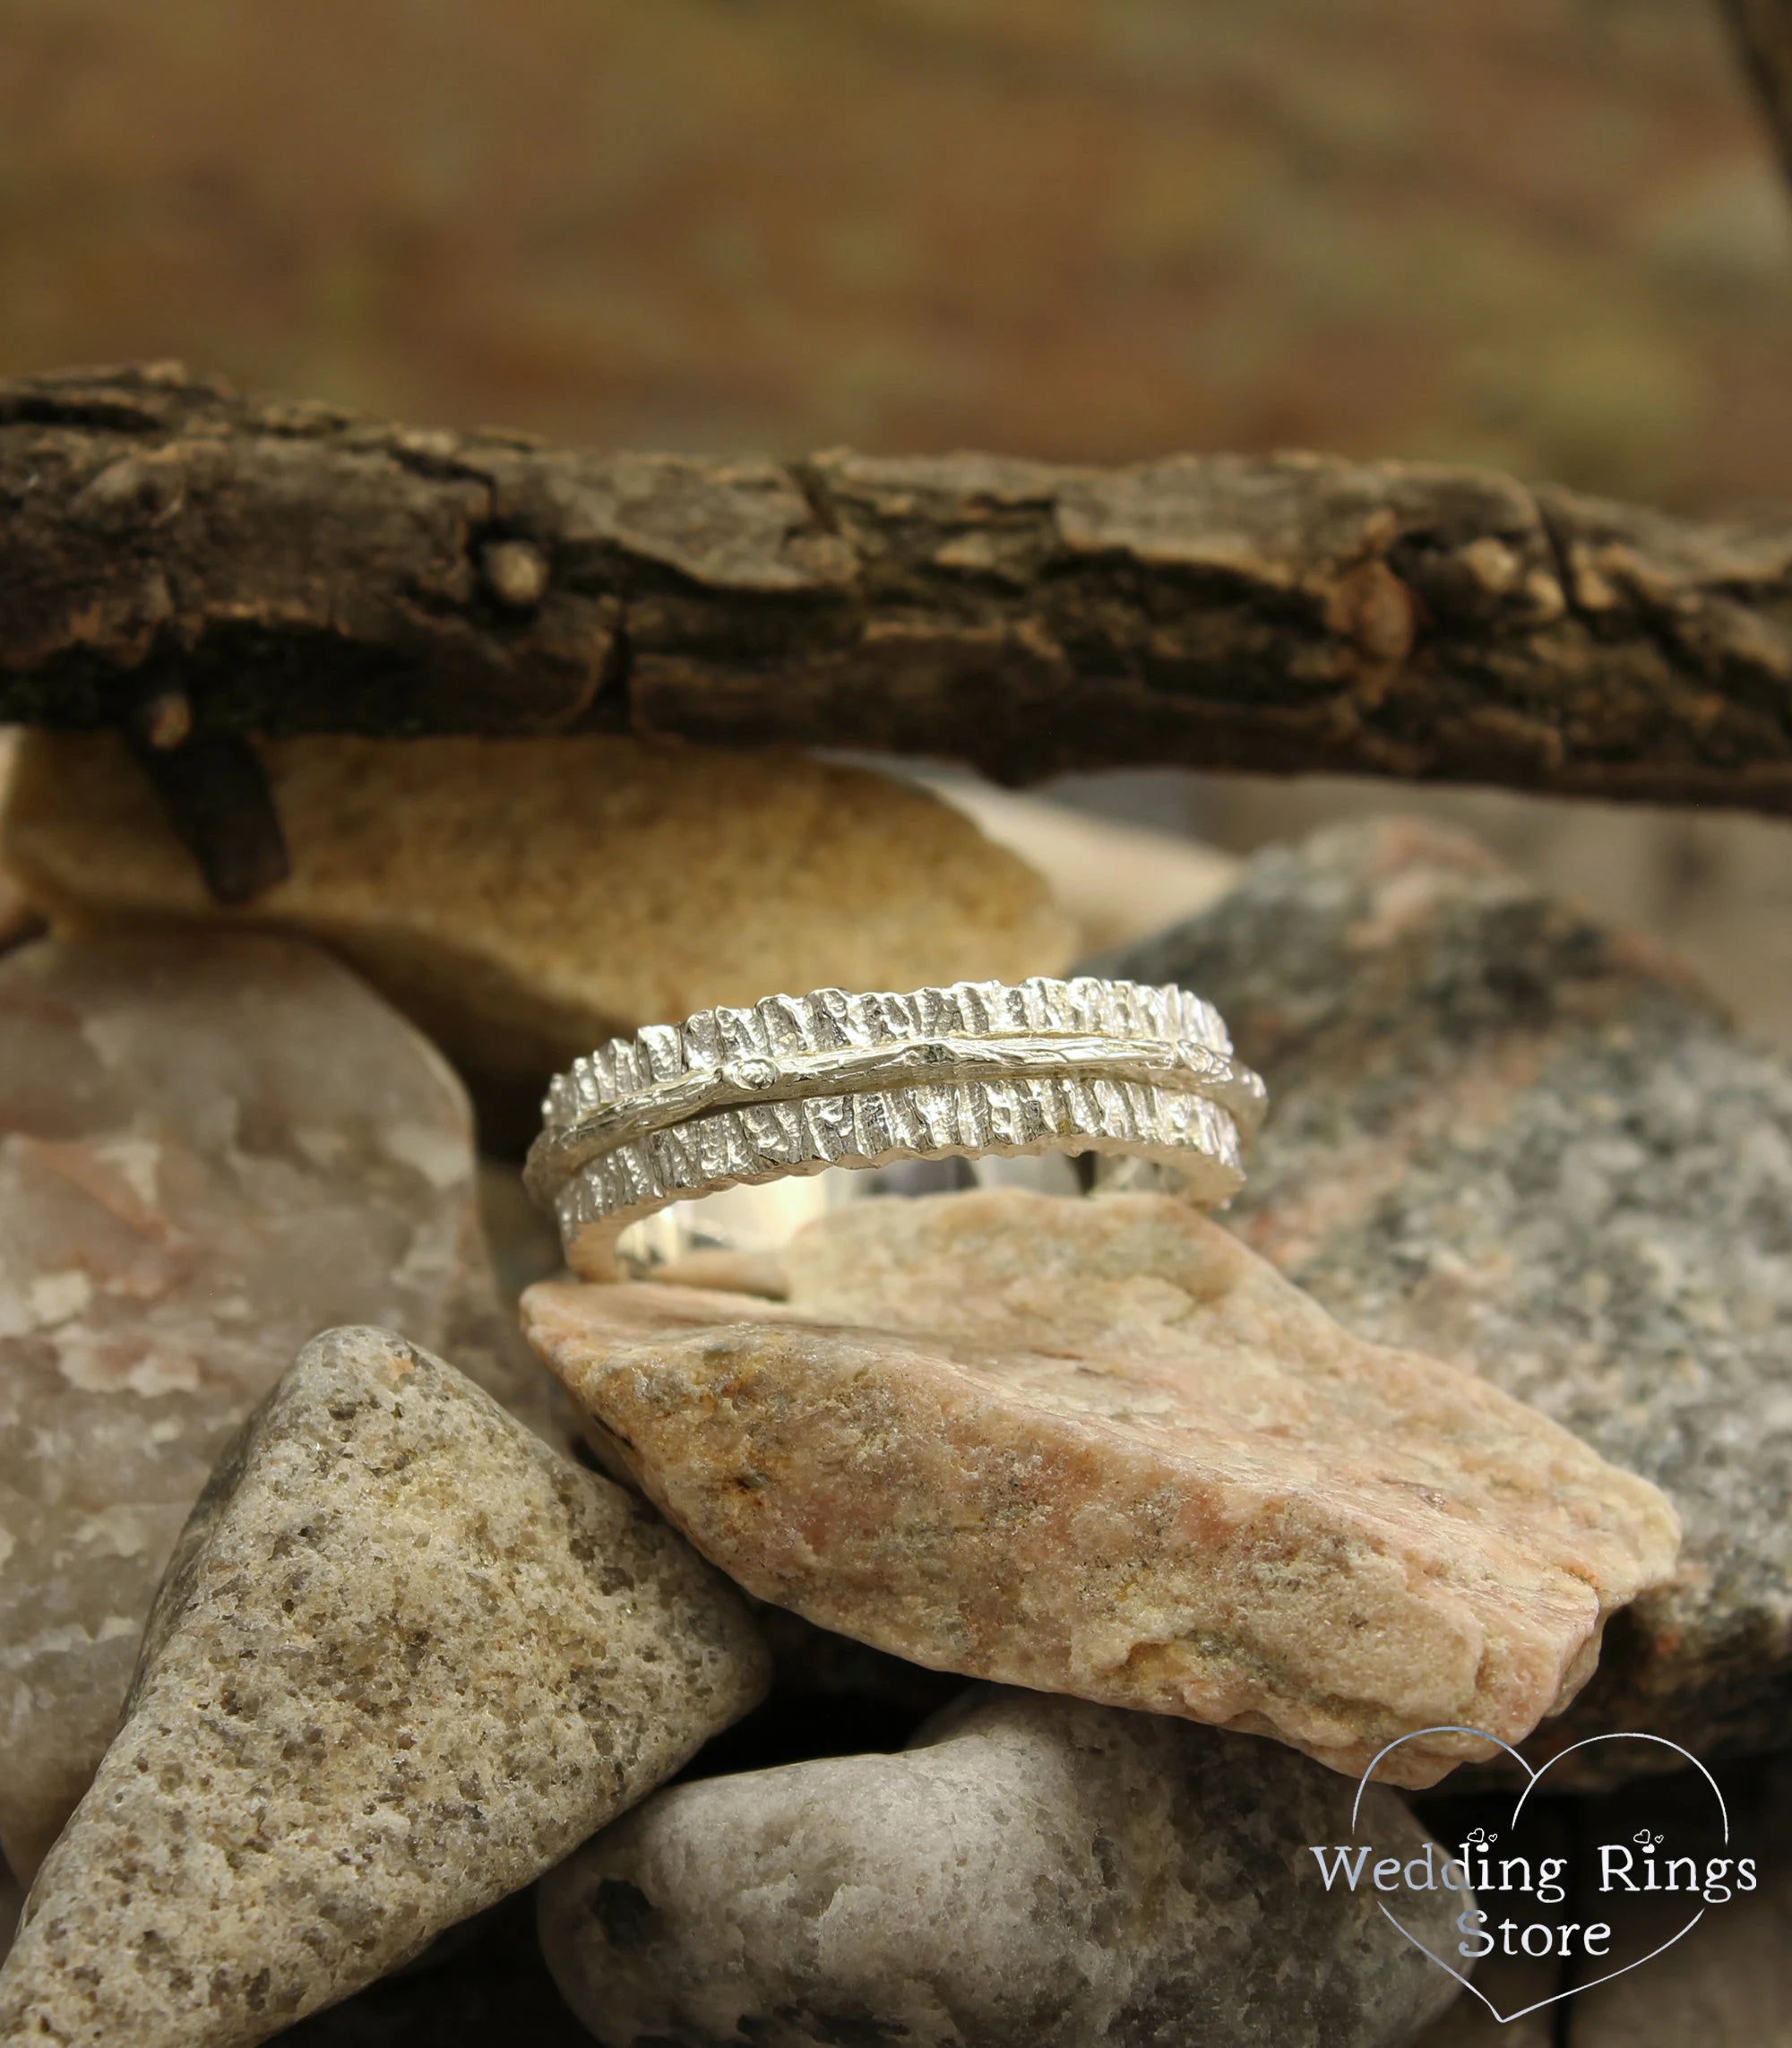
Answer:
[1718,0,1792,190]
[6,362,1792,813]
[122,694,290,904]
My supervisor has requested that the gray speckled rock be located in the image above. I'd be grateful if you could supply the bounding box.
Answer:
[0,932,557,1881]
[0,1325,768,2048]
[538,1685,1465,2048]
[1569,1755,1792,2045]
[1100,817,1792,1775]
[1570,1891,1792,2045]
[1413,1751,1792,2044]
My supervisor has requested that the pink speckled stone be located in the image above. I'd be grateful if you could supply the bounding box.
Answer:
[0,931,552,1880]
[524,1190,1680,1787]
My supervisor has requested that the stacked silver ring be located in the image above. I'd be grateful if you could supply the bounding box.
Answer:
[526,976,1267,1277]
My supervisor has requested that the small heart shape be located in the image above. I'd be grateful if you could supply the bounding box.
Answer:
[1348,1725,1729,2026]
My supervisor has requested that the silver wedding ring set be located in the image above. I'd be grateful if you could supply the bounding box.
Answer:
[526,977,1267,1278]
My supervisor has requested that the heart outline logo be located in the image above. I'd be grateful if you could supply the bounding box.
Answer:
[1348,1725,1729,2026]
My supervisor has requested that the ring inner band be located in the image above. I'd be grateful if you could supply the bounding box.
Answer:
[612,1151,1103,1278]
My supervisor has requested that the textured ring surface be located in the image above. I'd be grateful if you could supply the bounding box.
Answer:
[529,977,1266,1275]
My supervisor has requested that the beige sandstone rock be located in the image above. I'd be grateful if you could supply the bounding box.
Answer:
[0,931,555,1882]
[0,1325,769,2048]
[1,733,1073,1137]
[522,1190,1680,1788]
[924,774,1242,953]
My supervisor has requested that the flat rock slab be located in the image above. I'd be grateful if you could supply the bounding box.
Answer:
[522,1190,1677,1787]
[0,1326,768,2048]
[1102,817,1792,1774]
[1,732,1072,1140]
[0,931,550,1881]
[539,1683,1464,2048]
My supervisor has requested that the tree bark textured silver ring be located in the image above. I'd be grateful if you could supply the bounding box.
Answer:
[527,977,1267,1278]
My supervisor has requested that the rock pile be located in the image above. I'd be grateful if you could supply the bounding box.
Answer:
[0,766,1784,2047]
[0,1327,766,2046]
[540,1686,1465,2048]
[522,1190,1677,1787]
[0,930,552,1884]
[1,732,1073,1144]
[1105,817,1792,1777]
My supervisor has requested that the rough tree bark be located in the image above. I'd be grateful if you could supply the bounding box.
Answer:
[5,363,1792,813]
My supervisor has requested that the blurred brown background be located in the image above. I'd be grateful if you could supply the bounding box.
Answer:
[4,0,1792,1039]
